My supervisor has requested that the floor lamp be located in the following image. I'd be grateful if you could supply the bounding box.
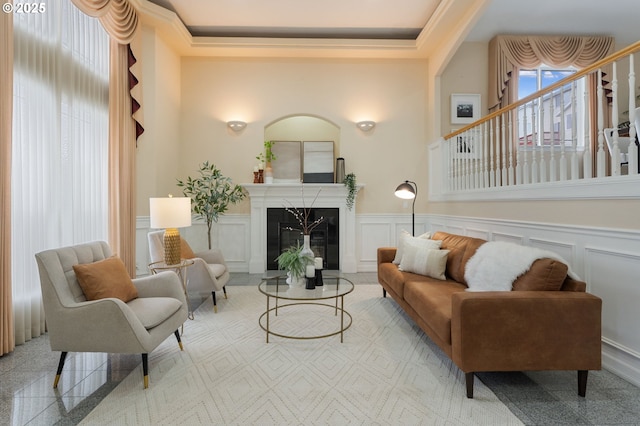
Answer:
[150,196,192,265]
[394,180,417,236]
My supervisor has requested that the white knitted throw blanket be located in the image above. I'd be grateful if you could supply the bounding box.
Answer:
[464,241,580,292]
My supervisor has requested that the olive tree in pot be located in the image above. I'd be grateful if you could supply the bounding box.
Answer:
[176,161,246,249]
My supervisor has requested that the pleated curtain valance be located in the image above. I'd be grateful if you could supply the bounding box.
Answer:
[488,35,615,110]
[71,0,138,44]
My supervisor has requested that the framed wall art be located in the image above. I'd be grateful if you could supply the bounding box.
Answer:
[451,93,481,124]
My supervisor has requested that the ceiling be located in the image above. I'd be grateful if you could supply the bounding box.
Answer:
[146,0,639,46]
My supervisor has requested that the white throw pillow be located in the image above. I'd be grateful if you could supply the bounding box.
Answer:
[398,239,449,280]
[392,230,434,265]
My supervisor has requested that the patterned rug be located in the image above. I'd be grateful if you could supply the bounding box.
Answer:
[80,284,522,425]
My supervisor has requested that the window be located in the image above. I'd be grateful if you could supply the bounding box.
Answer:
[11,0,109,344]
[517,66,586,148]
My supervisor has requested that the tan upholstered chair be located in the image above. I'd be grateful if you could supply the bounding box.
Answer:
[35,241,188,389]
[148,230,230,312]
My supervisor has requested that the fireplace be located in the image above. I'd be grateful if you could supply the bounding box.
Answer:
[243,183,361,273]
[266,208,339,270]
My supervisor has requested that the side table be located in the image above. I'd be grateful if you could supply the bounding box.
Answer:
[149,259,195,321]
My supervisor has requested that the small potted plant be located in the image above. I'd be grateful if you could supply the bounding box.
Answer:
[276,243,313,287]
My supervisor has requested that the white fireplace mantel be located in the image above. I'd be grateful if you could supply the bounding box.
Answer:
[243,183,363,273]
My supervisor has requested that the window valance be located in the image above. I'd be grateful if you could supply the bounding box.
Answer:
[71,0,137,44]
[488,35,614,110]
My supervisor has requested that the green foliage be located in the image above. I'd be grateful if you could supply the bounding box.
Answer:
[256,140,277,164]
[275,243,313,278]
[176,161,246,248]
[344,173,357,210]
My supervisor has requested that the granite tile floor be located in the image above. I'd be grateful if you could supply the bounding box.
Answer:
[1,272,639,425]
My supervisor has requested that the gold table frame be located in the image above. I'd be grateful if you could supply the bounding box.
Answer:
[149,259,195,321]
[258,275,354,343]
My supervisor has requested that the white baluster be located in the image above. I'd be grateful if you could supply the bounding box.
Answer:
[523,104,530,184]
[583,85,593,179]
[570,81,579,180]
[516,110,523,185]
[597,69,606,177]
[508,111,515,185]
[549,87,564,182]
[531,101,539,183]
[474,128,481,188]
[501,114,507,186]
[483,121,490,188]
[541,94,549,183]
[611,62,620,176]
[559,83,568,180]
[628,54,637,175]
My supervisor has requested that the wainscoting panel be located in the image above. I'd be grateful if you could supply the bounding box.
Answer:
[492,232,525,245]
[529,238,576,267]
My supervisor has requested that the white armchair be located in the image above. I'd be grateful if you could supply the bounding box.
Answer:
[148,230,230,312]
[35,241,188,389]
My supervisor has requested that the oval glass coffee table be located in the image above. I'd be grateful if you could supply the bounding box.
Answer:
[258,275,354,343]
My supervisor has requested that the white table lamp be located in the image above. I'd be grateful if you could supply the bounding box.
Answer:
[150,196,192,265]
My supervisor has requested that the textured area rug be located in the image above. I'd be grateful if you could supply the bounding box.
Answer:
[80,285,522,425]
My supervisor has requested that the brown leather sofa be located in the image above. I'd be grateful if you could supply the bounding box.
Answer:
[377,231,602,398]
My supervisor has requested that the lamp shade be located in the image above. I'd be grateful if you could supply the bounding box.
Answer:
[394,181,416,199]
[149,197,192,229]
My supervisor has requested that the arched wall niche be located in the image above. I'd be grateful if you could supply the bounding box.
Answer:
[264,114,341,156]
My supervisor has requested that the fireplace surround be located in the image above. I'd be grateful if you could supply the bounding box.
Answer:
[243,183,360,273]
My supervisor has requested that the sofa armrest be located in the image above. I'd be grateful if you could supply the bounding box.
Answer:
[451,291,602,373]
[377,247,397,265]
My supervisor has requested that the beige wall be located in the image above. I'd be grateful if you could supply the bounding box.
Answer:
[136,25,182,216]
[439,41,488,136]
[171,56,430,214]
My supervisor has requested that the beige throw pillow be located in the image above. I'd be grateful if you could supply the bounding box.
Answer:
[399,238,449,280]
[393,230,436,264]
[73,256,138,302]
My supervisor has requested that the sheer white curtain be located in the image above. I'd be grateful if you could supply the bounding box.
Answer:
[12,1,109,344]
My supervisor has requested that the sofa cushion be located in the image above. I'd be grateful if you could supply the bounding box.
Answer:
[432,232,486,285]
[73,256,138,302]
[513,258,568,291]
[404,279,467,345]
[126,297,183,329]
[392,230,434,264]
[180,238,196,259]
[399,239,449,280]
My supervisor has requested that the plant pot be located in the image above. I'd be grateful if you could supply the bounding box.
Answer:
[286,271,305,287]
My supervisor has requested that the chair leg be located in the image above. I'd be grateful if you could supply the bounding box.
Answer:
[53,351,68,389]
[223,285,228,299]
[578,370,588,397]
[212,291,218,313]
[465,372,474,398]
[382,288,387,298]
[174,330,184,351]
[142,354,149,389]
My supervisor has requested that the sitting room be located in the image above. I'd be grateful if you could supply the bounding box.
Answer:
[2,0,640,424]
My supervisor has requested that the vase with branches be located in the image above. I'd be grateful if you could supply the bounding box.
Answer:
[283,187,325,259]
[176,161,246,249]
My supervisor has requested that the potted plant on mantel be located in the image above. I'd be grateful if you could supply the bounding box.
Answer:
[176,161,246,249]
[276,243,314,287]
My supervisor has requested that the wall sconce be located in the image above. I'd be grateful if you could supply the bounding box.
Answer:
[356,120,376,132]
[227,120,247,132]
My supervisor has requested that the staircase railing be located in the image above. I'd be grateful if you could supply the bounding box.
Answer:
[442,40,640,194]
